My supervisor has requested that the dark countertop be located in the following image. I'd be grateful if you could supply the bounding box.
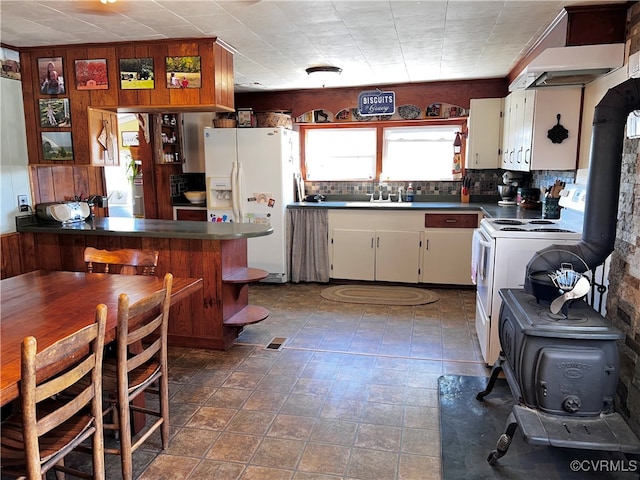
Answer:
[16,216,272,240]
[287,201,545,220]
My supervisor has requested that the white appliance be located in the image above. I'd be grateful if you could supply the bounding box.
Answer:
[471,184,611,365]
[509,43,625,90]
[204,127,299,283]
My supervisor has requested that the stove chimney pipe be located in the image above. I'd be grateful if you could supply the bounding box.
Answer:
[526,77,640,288]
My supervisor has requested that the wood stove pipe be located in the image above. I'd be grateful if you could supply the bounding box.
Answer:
[525,77,640,286]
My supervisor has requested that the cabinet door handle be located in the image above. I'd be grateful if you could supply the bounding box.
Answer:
[376,237,380,248]
[371,238,374,249]
[426,239,429,250]
[445,219,457,223]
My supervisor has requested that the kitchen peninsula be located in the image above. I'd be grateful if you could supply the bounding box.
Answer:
[16,216,273,350]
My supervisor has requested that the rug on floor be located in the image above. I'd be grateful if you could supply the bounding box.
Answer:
[439,375,640,480]
[320,285,439,306]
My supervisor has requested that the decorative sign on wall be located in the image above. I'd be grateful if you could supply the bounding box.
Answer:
[357,90,395,116]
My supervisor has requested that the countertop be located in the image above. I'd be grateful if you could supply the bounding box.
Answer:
[16,216,273,240]
[287,201,546,220]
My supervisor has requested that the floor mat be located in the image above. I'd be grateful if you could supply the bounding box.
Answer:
[320,285,439,306]
[439,375,640,479]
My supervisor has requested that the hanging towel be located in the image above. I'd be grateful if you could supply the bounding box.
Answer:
[97,125,107,150]
[471,229,481,285]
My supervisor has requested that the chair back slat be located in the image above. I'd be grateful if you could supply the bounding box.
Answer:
[84,247,159,276]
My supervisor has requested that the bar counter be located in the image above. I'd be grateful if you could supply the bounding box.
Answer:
[16,216,274,350]
[16,216,273,240]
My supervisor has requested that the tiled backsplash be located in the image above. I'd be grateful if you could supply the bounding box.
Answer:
[170,173,206,197]
[303,169,576,198]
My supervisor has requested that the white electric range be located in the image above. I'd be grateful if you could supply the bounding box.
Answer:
[471,184,603,365]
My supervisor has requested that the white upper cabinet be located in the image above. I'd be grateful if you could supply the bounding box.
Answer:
[502,88,581,171]
[466,98,503,169]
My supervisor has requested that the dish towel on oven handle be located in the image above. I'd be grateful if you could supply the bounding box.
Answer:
[470,229,481,285]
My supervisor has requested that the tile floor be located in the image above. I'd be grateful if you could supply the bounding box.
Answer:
[103,282,491,480]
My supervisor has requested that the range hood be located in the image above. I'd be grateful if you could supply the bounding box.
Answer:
[509,43,625,91]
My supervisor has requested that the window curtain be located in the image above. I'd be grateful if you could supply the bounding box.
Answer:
[287,208,330,283]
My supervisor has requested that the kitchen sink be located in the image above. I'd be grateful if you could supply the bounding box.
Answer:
[344,201,413,207]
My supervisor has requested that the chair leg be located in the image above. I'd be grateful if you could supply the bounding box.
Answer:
[160,376,170,449]
[118,399,133,480]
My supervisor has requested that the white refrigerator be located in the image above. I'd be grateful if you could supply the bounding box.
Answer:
[204,126,299,283]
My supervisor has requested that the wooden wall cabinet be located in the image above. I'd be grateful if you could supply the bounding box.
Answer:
[88,108,119,166]
[20,38,234,166]
[153,114,184,164]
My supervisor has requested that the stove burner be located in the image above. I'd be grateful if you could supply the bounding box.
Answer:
[529,220,555,225]
[500,227,526,231]
[493,219,524,225]
[531,228,574,233]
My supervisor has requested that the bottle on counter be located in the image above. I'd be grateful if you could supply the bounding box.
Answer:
[406,183,414,202]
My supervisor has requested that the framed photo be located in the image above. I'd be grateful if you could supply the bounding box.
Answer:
[121,131,139,147]
[165,56,201,89]
[41,132,73,161]
[1,47,21,81]
[119,57,154,90]
[38,56,65,94]
[75,58,108,90]
[38,98,71,127]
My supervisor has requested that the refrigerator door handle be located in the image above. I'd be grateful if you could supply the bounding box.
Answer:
[235,160,244,223]
[230,161,240,222]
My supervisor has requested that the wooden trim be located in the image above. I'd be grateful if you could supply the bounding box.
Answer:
[299,118,467,181]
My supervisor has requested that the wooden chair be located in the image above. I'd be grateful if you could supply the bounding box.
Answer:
[84,247,159,276]
[0,304,107,480]
[102,272,173,480]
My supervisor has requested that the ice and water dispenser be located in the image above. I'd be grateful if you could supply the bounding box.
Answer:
[207,176,232,208]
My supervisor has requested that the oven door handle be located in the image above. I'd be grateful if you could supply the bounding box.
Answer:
[477,232,493,281]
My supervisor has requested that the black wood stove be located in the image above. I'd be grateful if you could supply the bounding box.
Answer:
[477,288,640,465]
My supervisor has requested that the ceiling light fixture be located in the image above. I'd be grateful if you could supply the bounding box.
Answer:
[305,66,342,88]
[100,0,117,4]
[305,66,342,75]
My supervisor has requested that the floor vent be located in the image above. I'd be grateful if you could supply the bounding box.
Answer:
[265,337,287,350]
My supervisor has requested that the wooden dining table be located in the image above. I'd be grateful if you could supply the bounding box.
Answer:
[0,270,203,407]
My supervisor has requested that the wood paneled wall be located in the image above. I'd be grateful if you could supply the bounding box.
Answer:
[236,78,508,119]
[30,165,106,204]
[0,232,36,279]
[19,38,234,166]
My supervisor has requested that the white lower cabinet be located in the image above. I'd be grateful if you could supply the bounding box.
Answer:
[328,210,478,285]
[329,211,423,283]
[330,228,422,283]
[422,212,480,285]
[330,229,375,280]
[422,229,474,285]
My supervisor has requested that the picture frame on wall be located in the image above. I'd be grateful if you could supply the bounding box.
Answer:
[38,56,65,94]
[41,132,73,161]
[165,56,201,88]
[121,131,139,147]
[119,57,154,89]
[38,98,71,127]
[1,47,21,81]
[75,58,108,90]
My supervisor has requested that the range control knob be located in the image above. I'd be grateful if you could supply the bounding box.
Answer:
[563,395,582,413]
